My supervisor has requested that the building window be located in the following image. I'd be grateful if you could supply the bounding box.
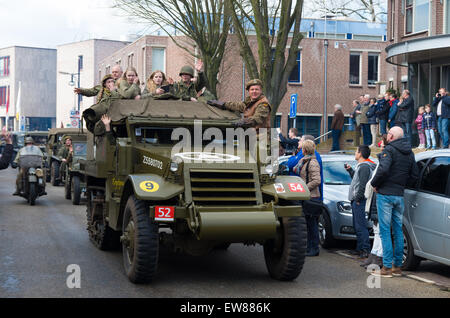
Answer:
[288,51,302,83]
[368,53,379,86]
[405,0,429,34]
[105,65,111,75]
[152,48,165,73]
[128,53,134,67]
[349,52,361,85]
[391,0,395,40]
[0,57,10,77]
[0,86,9,106]
[275,115,282,128]
[288,116,322,140]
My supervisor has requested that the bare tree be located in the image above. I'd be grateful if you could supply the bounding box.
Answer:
[304,0,387,23]
[113,0,232,97]
[230,0,304,123]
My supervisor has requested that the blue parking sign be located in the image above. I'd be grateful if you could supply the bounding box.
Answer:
[289,94,298,118]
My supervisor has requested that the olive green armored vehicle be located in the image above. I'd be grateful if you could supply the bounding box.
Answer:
[81,99,310,283]
[62,133,87,205]
[46,128,84,185]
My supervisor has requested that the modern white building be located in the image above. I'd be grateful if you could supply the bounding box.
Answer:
[56,39,130,128]
[0,46,57,131]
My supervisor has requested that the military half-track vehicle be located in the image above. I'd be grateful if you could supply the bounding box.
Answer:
[46,128,84,185]
[61,133,87,205]
[81,99,310,283]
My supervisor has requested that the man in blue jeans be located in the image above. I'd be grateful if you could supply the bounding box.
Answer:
[345,145,376,258]
[370,126,419,278]
[432,88,450,148]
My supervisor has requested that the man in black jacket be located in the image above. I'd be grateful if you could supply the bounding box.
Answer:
[375,93,390,136]
[0,127,13,170]
[370,126,419,278]
[395,90,414,144]
[277,127,299,155]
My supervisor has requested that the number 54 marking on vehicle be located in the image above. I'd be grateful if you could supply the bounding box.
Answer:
[288,183,305,192]
[154,206,175,222]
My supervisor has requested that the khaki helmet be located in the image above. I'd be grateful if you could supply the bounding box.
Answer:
[179,65,194,77]
[62,135,72,143]
[246,79,263,91]
[102,74,114,87]
[24,137,34,144]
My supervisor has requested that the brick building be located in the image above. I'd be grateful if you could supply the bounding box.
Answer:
[386,0,450,109]
[99,18,387,139]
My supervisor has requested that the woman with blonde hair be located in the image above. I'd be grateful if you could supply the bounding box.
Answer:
[141,70,172,99]
[118,66,141,100]
[293,139,323,257]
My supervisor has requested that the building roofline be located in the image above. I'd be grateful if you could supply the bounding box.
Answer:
[57,38,131,47]
[0,45,56,51]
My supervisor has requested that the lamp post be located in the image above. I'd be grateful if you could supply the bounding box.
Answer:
[59,55,82,128]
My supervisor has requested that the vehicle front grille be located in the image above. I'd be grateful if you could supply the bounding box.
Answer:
[189,169,258,206]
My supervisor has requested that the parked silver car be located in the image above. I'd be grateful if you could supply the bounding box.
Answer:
[278,153,374,248]
[402,149,450,270]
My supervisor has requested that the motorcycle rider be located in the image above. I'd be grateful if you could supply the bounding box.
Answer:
[13,137,44,195]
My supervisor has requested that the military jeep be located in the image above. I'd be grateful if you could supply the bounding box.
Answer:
[62,133,87,205]
[46,128,84,185]
[81,99,310,283]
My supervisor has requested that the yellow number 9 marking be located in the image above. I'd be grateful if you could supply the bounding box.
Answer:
[139,181,160,192]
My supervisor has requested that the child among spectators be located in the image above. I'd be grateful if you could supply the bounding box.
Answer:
[414,106,426,149]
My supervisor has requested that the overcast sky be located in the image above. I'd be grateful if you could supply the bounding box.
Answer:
[0,0,147,49]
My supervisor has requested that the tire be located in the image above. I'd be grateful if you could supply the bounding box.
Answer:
[263,216,307,281]
[86,189,120,251]
[402,226,421,271]
[71,176,81,205]
[318,211,337,248]
[51,161,60,186]
[122,195,159,284]
[29,183,37,206]
[65,175,71,200]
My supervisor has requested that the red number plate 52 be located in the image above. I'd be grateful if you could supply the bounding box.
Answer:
[155,206,175,222]
[288,183,305,192]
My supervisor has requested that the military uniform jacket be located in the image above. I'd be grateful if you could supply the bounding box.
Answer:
[172,72,206,101]
[57,146,71,160]
[79,85,102,98]
[118,80,141,100]
[224,95,272,129]
[83,89,122,135]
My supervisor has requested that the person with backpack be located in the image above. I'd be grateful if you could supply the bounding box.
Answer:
[345,145,376,259]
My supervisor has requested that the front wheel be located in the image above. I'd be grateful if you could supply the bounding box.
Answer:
[50,161,60,186]
[263,217,307,281]
[65,175,71,200]
[29,182,37,206]
[71,175,81,205]
[318,211,337,248]
[122,195,159,284]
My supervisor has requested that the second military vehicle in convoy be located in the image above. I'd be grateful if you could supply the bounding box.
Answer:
[81,99,310,283]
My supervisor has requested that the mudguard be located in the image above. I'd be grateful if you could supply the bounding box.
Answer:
[261,176,310,201]
[127,174,184,201]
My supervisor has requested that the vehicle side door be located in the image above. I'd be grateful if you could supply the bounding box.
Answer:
[406,156,450,260]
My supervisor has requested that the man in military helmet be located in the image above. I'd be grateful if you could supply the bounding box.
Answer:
[207,79,271,129]
[74,65,123,99]
[13,136,44,195]
[172,60,209,102]
[57,135,73,180]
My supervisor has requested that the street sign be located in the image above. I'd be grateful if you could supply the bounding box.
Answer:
[71,119,79,128]
[289,94,298,119]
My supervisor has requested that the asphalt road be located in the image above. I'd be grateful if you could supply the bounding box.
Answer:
[0,168,449,298]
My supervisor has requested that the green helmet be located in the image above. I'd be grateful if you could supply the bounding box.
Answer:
[25,137,34,144]
[179,65,194,77]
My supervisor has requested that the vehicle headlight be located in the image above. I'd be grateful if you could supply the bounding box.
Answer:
[337,201,352,215]
[170,161,179,172]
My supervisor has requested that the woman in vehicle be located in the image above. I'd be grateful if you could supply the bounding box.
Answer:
[141,70,173,99]
[293,139,322,257]
[118,66,141,100]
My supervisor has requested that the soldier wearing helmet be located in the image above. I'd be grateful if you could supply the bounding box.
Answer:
[13,136,44,195]
[74,65,123,99]
[172,60,210,102]
[207,79,271,129]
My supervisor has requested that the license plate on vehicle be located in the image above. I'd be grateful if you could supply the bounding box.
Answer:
[154,206,175,222]
[288,183,305,192]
